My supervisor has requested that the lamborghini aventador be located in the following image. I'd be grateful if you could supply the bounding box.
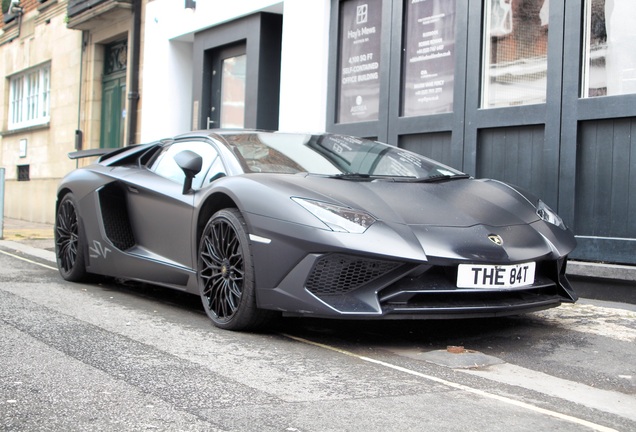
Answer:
[55,130,577,330]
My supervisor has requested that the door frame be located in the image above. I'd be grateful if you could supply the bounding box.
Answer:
[193,13,282,131]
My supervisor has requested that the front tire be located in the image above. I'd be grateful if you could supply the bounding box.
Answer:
[55,193,89,282]
[198,208,273,331]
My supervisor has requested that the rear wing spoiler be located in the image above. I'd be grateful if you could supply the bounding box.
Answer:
[68,144,149,162]
[67,148,114,160]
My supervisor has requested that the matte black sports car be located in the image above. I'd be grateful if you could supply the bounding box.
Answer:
[55,130,577,330]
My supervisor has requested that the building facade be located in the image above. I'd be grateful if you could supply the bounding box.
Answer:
[0,0,143,223]
[2,0,634,266]
[1,0,81,222]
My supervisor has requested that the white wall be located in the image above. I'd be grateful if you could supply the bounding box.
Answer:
[278,0,331,133]
[141,0,331,139]
[140,1,194,141]
[165,0,284,42]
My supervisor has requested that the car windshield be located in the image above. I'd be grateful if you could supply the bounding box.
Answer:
[224,133,467,181]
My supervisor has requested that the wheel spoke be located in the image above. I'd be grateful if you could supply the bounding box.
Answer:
[199,217,245,321]
[56,200,79,273]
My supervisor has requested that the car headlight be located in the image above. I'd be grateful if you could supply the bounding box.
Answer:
[536,200,566,230]
[292,197,376,234]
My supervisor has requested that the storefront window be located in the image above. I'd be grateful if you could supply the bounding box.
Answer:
[482,0,550,108]
[401,0,456,117]
[582,0,636,98]
[337,0,383,123]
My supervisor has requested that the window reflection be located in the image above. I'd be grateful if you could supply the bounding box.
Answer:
[224,133,465,179]
[583,0,636,97]
[482,0,550,108]
[220,54,246,128]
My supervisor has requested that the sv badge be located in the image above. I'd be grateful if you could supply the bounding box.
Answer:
[89,240,112,259]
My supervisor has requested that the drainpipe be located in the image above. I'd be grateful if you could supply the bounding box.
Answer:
[75,31,87,168]
[127,0,141,145]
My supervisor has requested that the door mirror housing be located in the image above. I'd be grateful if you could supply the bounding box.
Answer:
[174,150,203,194]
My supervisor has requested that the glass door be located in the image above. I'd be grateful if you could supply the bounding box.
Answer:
[208,43,247,129]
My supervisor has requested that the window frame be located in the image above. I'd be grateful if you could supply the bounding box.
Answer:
[8,63,51,131]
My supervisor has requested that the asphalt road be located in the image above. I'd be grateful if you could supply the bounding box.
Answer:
[1,242,635,432]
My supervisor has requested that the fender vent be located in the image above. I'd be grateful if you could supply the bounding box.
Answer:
[98,184,135,250]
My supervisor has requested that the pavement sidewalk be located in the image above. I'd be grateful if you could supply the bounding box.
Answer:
[1,217,55,252]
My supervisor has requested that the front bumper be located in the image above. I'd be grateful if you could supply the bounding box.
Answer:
[269,253,576,319]
[247,213,577,319]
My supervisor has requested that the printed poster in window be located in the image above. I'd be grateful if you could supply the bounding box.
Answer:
[337,0,382,124]
[402,0,456,116]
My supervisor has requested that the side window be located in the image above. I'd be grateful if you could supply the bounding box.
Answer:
[149,141,221,189]
[203,156,227,184]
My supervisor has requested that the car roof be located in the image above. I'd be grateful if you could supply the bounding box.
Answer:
[173,129,340,142]
[175,129,273,139]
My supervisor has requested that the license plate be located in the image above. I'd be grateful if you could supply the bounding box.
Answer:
[457,262,536,289]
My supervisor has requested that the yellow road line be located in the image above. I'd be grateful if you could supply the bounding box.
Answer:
[0,249,58,271]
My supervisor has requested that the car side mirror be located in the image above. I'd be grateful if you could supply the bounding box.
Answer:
[174,150,203,195]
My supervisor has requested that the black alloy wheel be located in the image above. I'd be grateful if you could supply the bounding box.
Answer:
[198,208,273,331]
[55,193,88,282]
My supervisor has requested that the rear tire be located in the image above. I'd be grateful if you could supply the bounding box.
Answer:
[198,208,275,331]
[55,193,89,282]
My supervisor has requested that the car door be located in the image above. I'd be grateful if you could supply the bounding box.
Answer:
[122,139,222,270]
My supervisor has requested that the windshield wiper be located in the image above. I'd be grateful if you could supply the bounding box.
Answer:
[406,174,471,183]
[325,173,419,181]
[328,173,372,180]
[313,173,468,182]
